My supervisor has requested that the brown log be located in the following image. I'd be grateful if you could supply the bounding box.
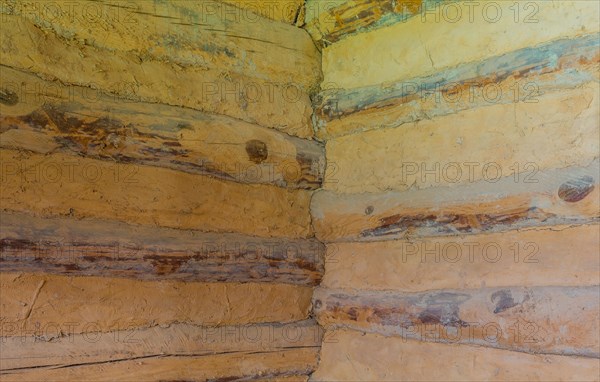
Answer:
[0,273,313,336]
[0,320,322,371]
[0,149,313,239]
[312,160,600,242]
[0,212,324,285]
[322,224,600,291]
[312,329,600,381]
[323,85,599,193]
[313,286,600,357]
[314,33,600,139]
[0,9,318,137]
[0,66,325,189]
[0,348,319,382]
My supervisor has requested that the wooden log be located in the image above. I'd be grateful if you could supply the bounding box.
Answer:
[313,286,600,357]
[322,224,600,291]
[312,329,600,381]
[0,66,325,189]
[0,212,325,286]
[0,149,313,239]
[315,33,600,138]
[312,160,600,242]
[321,1,600,90]
[0,0,320,90]
[0,12,317,137]
[0,348,319,382]
[0,320,322,371]
[323,84,599,193]
[0,273,313,336]
[305,0,442,47]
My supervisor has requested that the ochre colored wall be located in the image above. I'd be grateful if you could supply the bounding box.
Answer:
[0,1,324,380]
[307,1,600,380]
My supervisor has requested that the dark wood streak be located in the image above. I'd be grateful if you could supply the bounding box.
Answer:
[0,99,325,189]
[314,33,600,137]
[313,286,600,357]
[0,212,325,286]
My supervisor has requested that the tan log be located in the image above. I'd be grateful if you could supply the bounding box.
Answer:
[0,211,324,285]
[312,160,600,242]
[315,33,600,139]
[0,348,319,382]
[311,329,600,381]
[0,66,325,189]
[0,149,312,238]
[0,11,317,137]
[0,320,322,371]
[321,1,600,89]
[0,273,313,336]
[323,84,599,193]
[313,286,600,357]
[0,0,320,90]
[322,225,600,291]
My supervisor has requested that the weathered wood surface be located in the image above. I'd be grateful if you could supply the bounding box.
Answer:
[305,0,442,47]
[322,224,600,291]
[0,212,325,285]
[312,160,600,242]
[0,320,322,371]
[312,329,600,381]
[0,66,325,189]
[0,149,312,238]
[221,0,306,24]
[1,0,320,90]
[0,273,313,335]
[0,12,317,137]
[323,84,599,193]
[313,286,600,357]
[321,1,600,90]
[315,33,600,138]
[0,347,319,382]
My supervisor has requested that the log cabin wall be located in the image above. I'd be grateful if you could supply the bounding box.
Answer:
[306,0,600,380]
[0,1,325,380]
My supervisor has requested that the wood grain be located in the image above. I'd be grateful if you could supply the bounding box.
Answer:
[0,212,325,285]
[312,329,600,381]
[0,320,322,371]
[312,160,600,242]
[0,149,313,239]
[313,286,600,357]
[315,33,600,138]
[322,224,600,291]
[0,273,313,336]
[0,66,325,189]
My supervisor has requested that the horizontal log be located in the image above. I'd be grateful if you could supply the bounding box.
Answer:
[312,329,600,381]
[0,320,322,371]
[313,286,600,357]
[324,84,599,193]
[315,33,600,138]
[221,0,306,24]
[0,212,324,285]
[321,1,600,89]
[0,149,312,238]
[0,13,316,137]
[305,0,441,47]
[0,273,313,335]
[0,348,319,382]
[1,0,320,90]
[0,66,325,189]
[312,159,600,242]
[322,224,600,291]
